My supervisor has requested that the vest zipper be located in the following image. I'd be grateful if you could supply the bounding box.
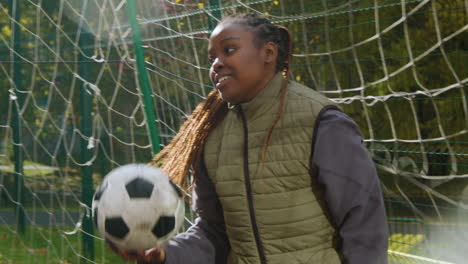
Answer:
[237,105,267,264]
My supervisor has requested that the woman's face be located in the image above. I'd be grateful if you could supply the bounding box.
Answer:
[208,23,277,104]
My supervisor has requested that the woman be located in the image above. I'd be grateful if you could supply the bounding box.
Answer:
[111,13,388,264]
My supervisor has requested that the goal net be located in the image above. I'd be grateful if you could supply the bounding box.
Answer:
[0,0,466,263]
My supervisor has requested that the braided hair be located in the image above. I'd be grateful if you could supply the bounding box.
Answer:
[150,13,293,193]
[220,13,292,75]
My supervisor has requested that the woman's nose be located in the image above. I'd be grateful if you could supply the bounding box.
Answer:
[212,57,223,72]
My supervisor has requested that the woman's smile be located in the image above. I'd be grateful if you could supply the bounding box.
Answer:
[215,75,232,90]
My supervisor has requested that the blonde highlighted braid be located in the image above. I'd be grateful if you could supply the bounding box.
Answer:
[149,90,227,192]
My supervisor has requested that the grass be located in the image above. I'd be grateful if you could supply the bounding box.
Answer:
[0,160,56,176]
[0,226,127,264]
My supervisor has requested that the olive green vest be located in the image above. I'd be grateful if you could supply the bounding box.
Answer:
[204,73,341,264]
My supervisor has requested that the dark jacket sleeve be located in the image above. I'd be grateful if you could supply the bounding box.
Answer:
[312,109,389,264]
[164,167,230,264]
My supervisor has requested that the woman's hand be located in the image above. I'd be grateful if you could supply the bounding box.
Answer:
[106,240,166,264]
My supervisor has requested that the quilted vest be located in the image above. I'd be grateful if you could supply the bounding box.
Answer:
[204,73,341,264]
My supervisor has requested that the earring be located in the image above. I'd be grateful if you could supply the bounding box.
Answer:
[282,65,288,79]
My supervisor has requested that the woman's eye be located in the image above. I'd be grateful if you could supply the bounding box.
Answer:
[225,47,235,54]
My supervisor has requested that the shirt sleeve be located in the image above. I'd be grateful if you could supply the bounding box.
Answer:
[163,167,230,264]
[312,109,389,264]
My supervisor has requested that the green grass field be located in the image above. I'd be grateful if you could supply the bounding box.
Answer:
[0,226,126,264]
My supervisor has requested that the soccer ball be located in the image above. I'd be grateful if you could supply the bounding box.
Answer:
[92,164,184,251]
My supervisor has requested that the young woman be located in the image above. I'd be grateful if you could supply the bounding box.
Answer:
[111,13,388,264]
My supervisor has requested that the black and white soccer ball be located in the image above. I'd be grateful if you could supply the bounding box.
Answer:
[92,164,184,251]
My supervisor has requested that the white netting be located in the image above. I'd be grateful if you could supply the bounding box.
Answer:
[0,0,466,263]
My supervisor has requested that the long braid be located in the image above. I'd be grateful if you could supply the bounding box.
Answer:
[260,25,293,169]
[149,91,227,191]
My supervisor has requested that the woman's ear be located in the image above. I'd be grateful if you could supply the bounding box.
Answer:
[263,42,278,64]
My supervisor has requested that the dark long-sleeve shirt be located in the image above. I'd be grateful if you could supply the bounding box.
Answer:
[163,109,389,264]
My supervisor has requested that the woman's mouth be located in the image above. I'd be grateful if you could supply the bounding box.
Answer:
[216,75,232,89]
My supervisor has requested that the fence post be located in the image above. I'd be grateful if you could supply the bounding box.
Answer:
[78,2,95,262]
[9,0,26,235]
[126,0,161,155]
